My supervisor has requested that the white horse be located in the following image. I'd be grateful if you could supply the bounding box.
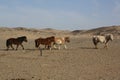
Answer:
[53,37,70,50]
[92,34,113,49]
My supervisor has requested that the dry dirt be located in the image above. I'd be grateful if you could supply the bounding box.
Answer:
[0,28,120,80]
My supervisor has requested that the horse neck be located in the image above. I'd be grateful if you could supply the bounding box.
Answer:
[17,38,25,43]
[105,35,111,43]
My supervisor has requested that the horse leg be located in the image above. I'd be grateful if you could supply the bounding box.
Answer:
[48,45,52,50]
[6,45,9,51]
[104,43,108,49]
[58,45,61,50]
[10,44,14,50]
[46,44,51,50]
[45,45,47,49]
[93,40,98,49]
[53,44,57,49]
[45,45,48,49]
[16,45,19,50]
[54,44,60,50]
[64,44,67,49]
[94,44,98,49]
[21,44,24,50]
[94,42,98,49]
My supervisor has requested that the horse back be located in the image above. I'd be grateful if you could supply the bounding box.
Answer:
[55,37,64,44]
[6,38,22,45]
[35,36,55,46]
[7,38,16,42]
[6,38,16,47]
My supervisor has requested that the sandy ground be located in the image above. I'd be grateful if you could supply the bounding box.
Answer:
[0,30,120,80]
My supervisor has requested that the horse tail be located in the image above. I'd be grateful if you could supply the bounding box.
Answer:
[6,39,10,48]
[35,39,39,48]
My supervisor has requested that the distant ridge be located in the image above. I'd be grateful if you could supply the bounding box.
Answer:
[0,27,70,37]
[71,25,120,35]
[0,25,120,36]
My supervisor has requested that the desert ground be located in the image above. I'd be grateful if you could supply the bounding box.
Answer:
[0,27,120,80]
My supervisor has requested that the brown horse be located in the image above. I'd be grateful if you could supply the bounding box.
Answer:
[35,36,55,50]
[6,36,27,50]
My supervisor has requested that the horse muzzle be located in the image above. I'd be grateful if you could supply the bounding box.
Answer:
[25,39,28,42]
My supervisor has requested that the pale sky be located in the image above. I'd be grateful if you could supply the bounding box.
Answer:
[0,0,120,30]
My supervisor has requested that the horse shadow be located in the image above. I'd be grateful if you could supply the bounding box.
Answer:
[80,46,96,49]
[25,48,38,51]
[0,48,38,51]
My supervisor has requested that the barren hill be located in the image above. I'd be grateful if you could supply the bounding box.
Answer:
[71,25,120,36]
[0,25,120,39]
[0,27,71,39]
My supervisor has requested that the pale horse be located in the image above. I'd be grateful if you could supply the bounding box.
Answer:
[92,34,113,49]
[53,37,70,50]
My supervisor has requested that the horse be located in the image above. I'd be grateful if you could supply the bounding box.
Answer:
[92,34,113,49]
[53,37,70,50]
[6,36,28,50]
[35,36,55,50]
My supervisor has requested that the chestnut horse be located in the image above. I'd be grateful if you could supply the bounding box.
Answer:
[35,36,55,50]
[6,36,27,50]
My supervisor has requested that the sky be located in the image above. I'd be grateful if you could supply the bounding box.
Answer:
[0,0,120,30]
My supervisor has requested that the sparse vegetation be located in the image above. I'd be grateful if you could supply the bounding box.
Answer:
[0,25,120,80]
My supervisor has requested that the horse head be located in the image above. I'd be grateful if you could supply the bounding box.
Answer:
[65,37,70,43]
[109,34,113,41]
[106,34,113,41]
[35,39,39,48]
[23,36,28,42]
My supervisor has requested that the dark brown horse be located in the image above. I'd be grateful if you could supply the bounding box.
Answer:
[35,36,55,50]
[6,36,27,50]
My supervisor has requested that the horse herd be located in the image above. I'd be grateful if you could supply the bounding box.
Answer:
[5,33,114,51]
[6,36,70,50]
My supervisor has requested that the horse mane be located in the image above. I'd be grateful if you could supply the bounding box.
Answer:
[16,36,27,42]
[17,36,26,39]
[64,37,70,43]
